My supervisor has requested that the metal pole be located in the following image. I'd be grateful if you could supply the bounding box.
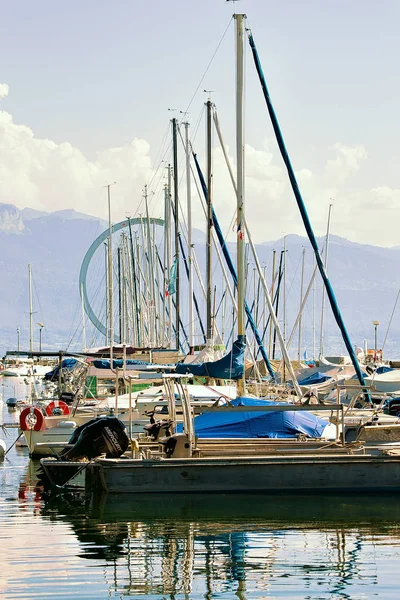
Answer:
[104,241,109,346]
[167,167,173,346]
[272,251,284,360]
[298,247,306,362]
[106,184,115,363]
[319,202,333,358]
[117,247,122,344]
[80,283,87,351]
[206,100,213,343]
[144,185,157,346]
[313,258,316,360]
[127,217,140,346]
[269,250,276,356]
[28,263,33,352]
[185,122,195,354]
[172,119,180,350]
[17,328,20,353]
[235,13,246,397]
[283,235,287,344]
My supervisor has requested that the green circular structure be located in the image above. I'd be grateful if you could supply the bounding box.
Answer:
[79,217,164,341]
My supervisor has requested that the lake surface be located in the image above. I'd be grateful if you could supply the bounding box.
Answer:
[1,377,400,599]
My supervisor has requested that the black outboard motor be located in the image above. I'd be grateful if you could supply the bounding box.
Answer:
[60,417,129,460]
[59,391,75,405]
[385,397,400,417]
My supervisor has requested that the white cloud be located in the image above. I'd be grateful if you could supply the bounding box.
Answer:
[0,96,153,221]
[0,85,399,247]
[0,83,9,100]
[325,143,368,184]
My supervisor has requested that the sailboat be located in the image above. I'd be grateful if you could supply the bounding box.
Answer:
[38,14,400,494]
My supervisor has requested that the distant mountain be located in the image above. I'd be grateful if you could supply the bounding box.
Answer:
[21,208,49,220]
[47,209,105,222]
[0,203,25,234]
[0,202,399,359]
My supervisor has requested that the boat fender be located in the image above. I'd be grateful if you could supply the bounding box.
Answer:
[19,406,45,431]
[130,438,139,457]
[59,421,77,428]
[45,400,70,417]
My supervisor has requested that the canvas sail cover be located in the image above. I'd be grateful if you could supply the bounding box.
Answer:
[175,337,245,380]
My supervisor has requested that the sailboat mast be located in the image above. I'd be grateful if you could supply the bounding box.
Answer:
[28,263,33,352]
[81,282,87,351]
[167,166,173,345]
[298,247,306,361]
[185,122,195,353]
[107,183,114,363]
[172,118,180,350]
[235,13,246,396]
[206,99,213,343]
[319,202,333,358]
[269,250,276,356]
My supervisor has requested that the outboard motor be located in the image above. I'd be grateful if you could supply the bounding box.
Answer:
[59,391,75,405]
[384,397,400,417]
[60,417,129,460]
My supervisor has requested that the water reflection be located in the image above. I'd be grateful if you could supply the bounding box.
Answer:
[2,379,400,599]
[37,491,400,599]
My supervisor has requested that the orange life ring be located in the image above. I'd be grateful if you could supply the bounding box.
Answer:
[45,400,70,417]
[19,406,45,431]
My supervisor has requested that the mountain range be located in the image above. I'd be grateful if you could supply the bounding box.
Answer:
[0,202,399,360]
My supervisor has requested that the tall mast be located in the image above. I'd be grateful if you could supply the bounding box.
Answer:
[312,257,316,360]
[185,122,195,353]
[117,247,122,343]
[28,263,33,352]
[298,247,306,361]
[106,183,114,363]
[144,184,157,346]
[319,202,333,358]
[172,118,180,350]
[127,217,140,346]
[81,282,87,351]
[104,241,109,345]
[206,99,213,343]
[283,235,287,343]
[164,168,173,347]
[268,250,276,356]
[235,13,246,396]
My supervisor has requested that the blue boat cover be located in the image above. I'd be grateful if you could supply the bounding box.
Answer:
[178,396,328,439]
[92,359,150,369]
[375,366,393,374]
[298,371,331,386]
[175,337,245,380]
[44,358,79,381]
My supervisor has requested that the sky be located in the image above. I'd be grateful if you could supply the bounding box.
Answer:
[1,0,400,246]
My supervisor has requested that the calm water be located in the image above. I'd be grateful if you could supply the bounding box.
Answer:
[1,378,400,599]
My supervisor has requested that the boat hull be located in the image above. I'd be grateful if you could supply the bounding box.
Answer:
[86,453,400,494]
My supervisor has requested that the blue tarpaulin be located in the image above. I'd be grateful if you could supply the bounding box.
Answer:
[376,366,393,374]
[298,371,331,386]
[178,396,328,439]
[44,358,79,381]
[175,337,245,380]
[92,359,150,369]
